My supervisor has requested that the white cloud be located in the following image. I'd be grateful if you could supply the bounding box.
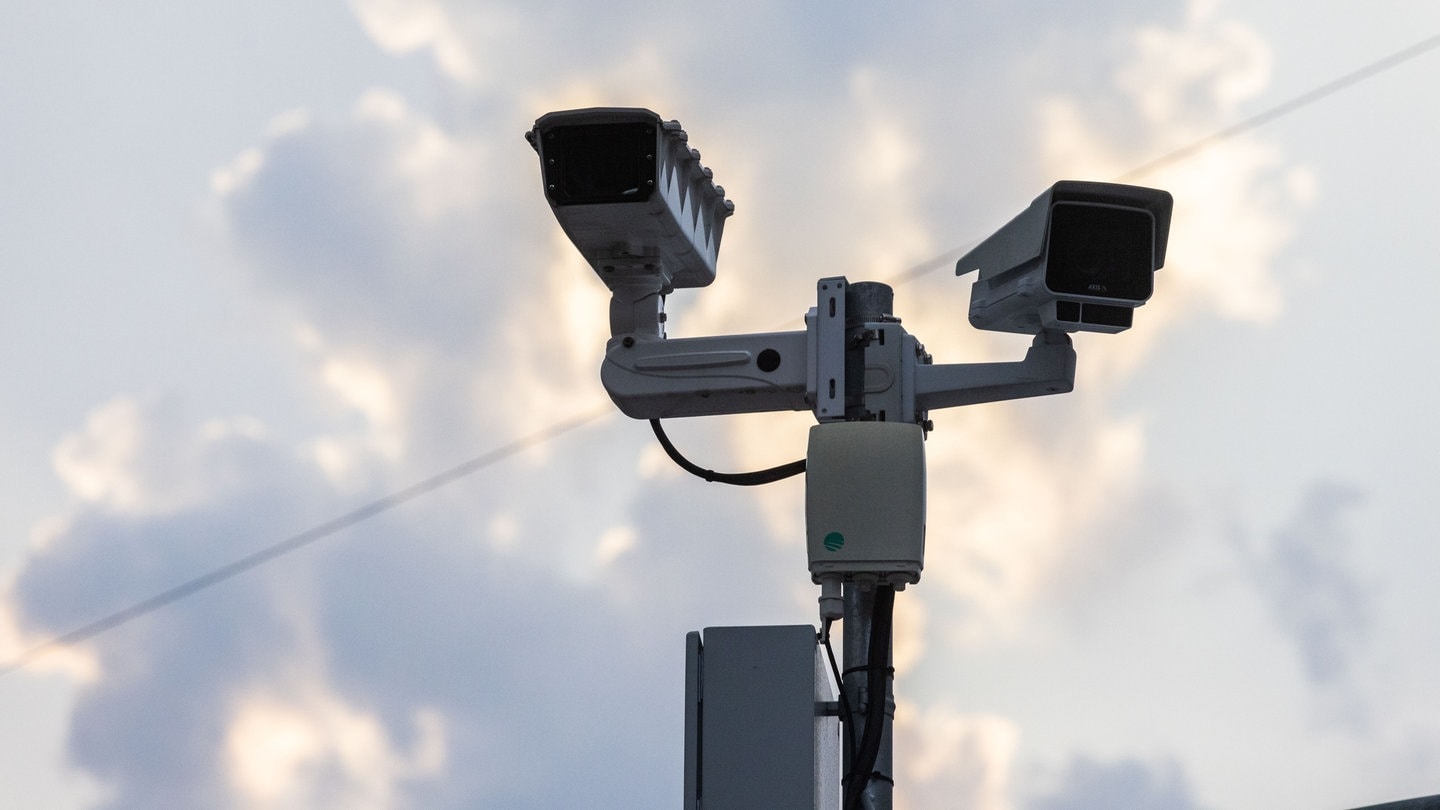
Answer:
[1026,755,1204,810]
[1121,3,1272,129]
[225,690,446,809]
[4,0,1334,806]
[4,389,695,806]
[1249,481,1371,688]
[51,395,275,517]
[211,82,618,472]
[348,0,483,84]
[209,147,266,197]
[895,0,1312,649]
[921,407,1147,642]
[1037,0,1313,338]
[0,594,100,683]
[593,524,637,566]
[895,706,1020,810]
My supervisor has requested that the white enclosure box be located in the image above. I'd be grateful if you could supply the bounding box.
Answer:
[806,421,925,585]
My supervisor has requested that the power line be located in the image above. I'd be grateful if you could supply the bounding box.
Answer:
[7,29,1437,678]
[886,30,1440,287]
[882,243,978,287]
[0,405,612,676]
[1118,31,1440,182]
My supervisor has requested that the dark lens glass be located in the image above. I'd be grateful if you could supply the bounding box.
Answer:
[1081,303,1133,328]
[545,122,656,205]
[1045,203,1154,301]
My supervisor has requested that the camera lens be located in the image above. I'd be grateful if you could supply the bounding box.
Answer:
[545,122,657,205]
[1045,203,1154,302]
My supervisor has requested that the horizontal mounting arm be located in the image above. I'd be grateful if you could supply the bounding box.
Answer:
[913,330,1075,411]
[601,331,811,419]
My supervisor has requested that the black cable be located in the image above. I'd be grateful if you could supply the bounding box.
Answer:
[844,585,896,810]
[822,618,858,765]
[649,418,805,486]
[0,406,612,677]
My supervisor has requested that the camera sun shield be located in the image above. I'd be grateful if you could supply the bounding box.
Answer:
[957,181,1173,335]
[528,107,734,292]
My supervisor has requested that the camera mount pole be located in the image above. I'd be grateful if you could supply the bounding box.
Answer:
[841,582,896,809]
[836,281,902,810]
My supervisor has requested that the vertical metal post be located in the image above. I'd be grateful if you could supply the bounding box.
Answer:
[842,583,894,809]
[838,281,899,809]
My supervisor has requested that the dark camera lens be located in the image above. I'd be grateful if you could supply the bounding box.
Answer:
[1045,203,1154,302]
[545,122,657,205]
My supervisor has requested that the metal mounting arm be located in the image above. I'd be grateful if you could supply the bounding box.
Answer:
[601,330,811,419]
[598,279,1078,424]
[913,329,1076,411]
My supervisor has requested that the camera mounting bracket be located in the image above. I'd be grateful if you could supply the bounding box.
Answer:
[597,277,1076,425]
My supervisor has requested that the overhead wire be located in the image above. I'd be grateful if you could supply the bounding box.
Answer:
[881,29,1440,288]
[1116,30,1440,183]
[0,405,612,676]
[5,29,1437,676]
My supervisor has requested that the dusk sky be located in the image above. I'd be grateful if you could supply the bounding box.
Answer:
[3,2,1440,808]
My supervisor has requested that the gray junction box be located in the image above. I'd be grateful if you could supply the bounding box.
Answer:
[684,625,840,809]
[806,421,926,586]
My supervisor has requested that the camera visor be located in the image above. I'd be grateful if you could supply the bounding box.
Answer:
[1045,202,1154,301]
[543,122,657,206]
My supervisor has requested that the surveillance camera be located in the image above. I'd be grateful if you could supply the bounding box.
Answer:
[956,181,1172,334]
[527,107,734,293]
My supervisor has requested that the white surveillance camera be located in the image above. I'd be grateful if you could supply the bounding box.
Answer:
[956,181,1172,334]
[527,107,734,295]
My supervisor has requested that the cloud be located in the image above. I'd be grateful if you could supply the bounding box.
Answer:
[4,390,804,807]
[1250,480,1371,687]
[901,0,1309,631]
[9,395,315,657]
[5,398,340,806]
[5,0,1324,806]
[347,0,484,84]
[222,689,446,808]
[1026,754,1206,810]
[894,706,1020,810]
[1034,0,1314,352]
[212,86,616,476]
[50,394,274,518]
[214,88,512,353]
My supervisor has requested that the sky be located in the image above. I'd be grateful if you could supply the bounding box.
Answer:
[2,1,1440,808]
